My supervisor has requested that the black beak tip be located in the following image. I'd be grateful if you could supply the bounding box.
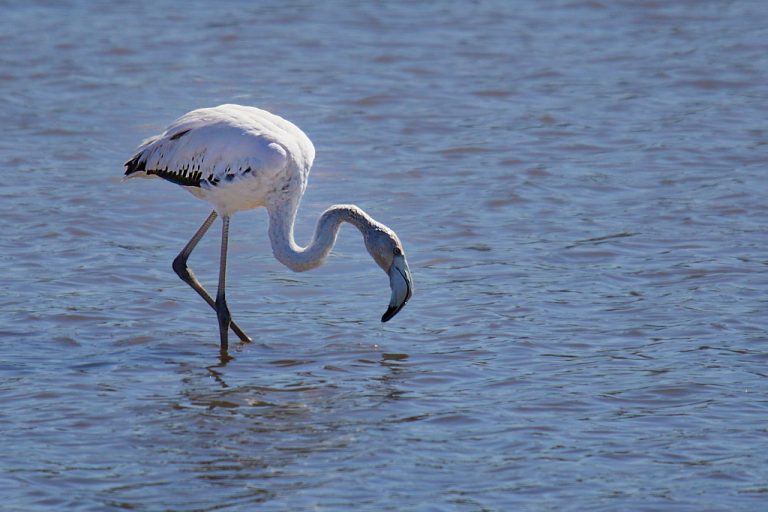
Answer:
[381,305,400,323]
[382,296,412,322]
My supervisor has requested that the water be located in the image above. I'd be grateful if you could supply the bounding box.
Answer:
[1,1,767,510]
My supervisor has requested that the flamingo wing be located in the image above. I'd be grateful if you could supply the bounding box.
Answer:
[124,105,296,188]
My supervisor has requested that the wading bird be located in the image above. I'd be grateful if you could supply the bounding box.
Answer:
[124,104,412,351]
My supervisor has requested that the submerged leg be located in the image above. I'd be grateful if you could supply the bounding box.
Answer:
[172,211,252,344]
[216,215,232,351]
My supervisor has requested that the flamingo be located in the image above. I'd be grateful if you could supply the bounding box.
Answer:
[124,104,413,351]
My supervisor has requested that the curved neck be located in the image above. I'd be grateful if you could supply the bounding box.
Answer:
[267,199,377,272]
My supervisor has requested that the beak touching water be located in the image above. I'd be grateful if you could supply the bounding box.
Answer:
[381,254,413,322]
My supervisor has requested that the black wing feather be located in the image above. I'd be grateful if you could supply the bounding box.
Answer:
[124,136,203,187]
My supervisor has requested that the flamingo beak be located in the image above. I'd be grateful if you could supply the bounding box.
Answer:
[381,255,413,322]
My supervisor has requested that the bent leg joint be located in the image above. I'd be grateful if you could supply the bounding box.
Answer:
[215,295,231,329]
[172,255,190,281]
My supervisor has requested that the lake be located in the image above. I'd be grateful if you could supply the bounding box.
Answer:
[1,1,767,510]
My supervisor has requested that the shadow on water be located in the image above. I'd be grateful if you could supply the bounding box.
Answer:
[205,350,235,388]
[122,338,419,509]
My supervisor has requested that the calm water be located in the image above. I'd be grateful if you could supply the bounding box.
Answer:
[2,1,768,510]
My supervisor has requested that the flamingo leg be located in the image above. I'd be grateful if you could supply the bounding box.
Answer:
[172,211,252,346]
[215,215,233,351]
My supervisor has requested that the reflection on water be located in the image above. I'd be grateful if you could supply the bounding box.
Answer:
[2,0,768,510]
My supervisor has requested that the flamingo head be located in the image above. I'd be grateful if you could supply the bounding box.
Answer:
[364,228,413,322]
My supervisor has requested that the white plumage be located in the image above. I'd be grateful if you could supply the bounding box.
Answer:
[125,104,412,352]
[126,104,313,214]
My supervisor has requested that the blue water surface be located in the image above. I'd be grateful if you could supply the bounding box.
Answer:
[1,1,767,510]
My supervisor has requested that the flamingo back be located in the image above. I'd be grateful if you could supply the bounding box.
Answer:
[124,104,315,214]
